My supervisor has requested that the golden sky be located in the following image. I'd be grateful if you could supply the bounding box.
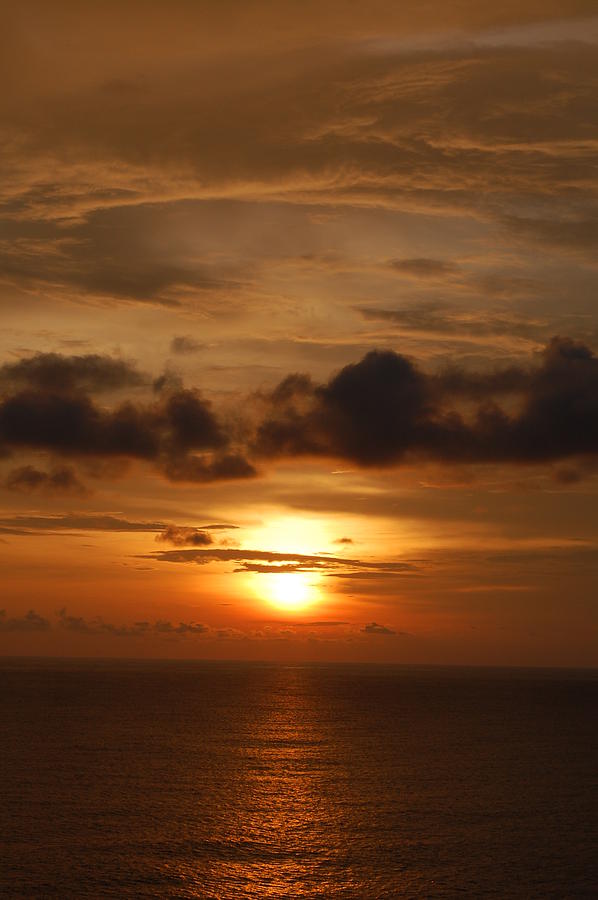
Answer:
[1,0,597,664]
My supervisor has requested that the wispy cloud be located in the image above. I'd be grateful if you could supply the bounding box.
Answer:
[361,622,398,635]
[143,546,416,578]
[0,610,51,632]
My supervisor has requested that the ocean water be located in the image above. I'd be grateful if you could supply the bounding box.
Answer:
[1,661,596,898]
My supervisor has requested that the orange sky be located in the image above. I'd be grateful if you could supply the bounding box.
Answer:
[1,1,597,665]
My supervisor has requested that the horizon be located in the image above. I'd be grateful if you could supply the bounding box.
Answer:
[3,655,598,673]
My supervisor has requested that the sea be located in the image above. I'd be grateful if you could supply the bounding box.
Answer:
[1,660,596,898]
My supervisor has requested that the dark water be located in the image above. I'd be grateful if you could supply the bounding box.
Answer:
[1,660,596,898]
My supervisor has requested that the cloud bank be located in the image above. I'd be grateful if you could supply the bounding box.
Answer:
[255,337,598,467]
[1,338,598,487]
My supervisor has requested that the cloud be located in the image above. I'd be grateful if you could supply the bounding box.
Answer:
[1,607,357,644]
[254,352,422,464]
[170,335,204,355]
[0,353,145,393]
[2,21,597,285]
[0,389,156,456]
[553,466,583,485]
[430,364,531,399]
[3,464,88,495]
[356,304,542,345]
[162,453,257,483]
[361,622,397,635]
[254,337,598,467]
[0,208,252,307]
[2,606,352,640]
[145,546,416,579]
[153,620,208,635]
[201,523,240,531]
[486,545,598,568]
[0,352,255,484]
[153,371,185,394]
[0,514,166,533]
[1,339,597,486]
[156,525,213,546]
[0,513,240,539]
[254,348,435,464]
[388,258,459,278]
[0,609,51,632]
[504,214,598,254]
[57,608,208,637]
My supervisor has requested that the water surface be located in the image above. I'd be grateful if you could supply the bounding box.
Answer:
[1,660,596,897]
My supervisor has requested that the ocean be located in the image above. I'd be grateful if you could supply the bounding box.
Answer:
[1,660,596,898]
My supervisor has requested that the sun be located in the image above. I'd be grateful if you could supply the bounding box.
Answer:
[243,515,330,613]
[263,571,318,612]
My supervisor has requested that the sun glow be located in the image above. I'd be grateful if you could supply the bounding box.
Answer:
[243,515,332,612]
[262,571,319,612]
[246,515,331,556]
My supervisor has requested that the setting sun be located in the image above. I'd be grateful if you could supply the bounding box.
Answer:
[262,571,319,612]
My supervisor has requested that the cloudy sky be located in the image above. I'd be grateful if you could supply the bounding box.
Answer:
[1,0,597,664]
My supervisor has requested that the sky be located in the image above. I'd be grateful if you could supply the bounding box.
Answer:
[1,0,597,665]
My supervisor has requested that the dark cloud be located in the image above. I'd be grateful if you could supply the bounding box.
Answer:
[488,545,598,563]
[334,537,353,544]
[57,608,207,637]
[0,209,251,307]
[162,453,257,483]
[255,350,429,465]
[0,609,51,632]
[504,215,598,253]
[153,620,208,635]
[170,335,204,354]
[202,523,240,531]
[0,353,254,483]
[145,546,416,578]
[361,622,397,635]
[255,337,598,467]
[0,513,239,538]
[0,353,145,393]
[56,609,130,635]
[0,513,165,533]
[357,304,541,344]
[0,525,42,536]
[160,389,227,452]
[153,371,185,394]
[553,466,583,485]
[0,390,159,457]
[430,364,530,399]
[509,337,598,462]
[1,338,597,485]
[3,464,87,495]
[389,258,459,278]
[156,524,213,546]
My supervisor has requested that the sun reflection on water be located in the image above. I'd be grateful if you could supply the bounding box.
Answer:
[156,666,353,896]
[192,666,344,897]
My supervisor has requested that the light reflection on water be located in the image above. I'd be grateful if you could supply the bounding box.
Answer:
[2,660,597,897]
[196,666,351,897]
[161,666,355,897]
